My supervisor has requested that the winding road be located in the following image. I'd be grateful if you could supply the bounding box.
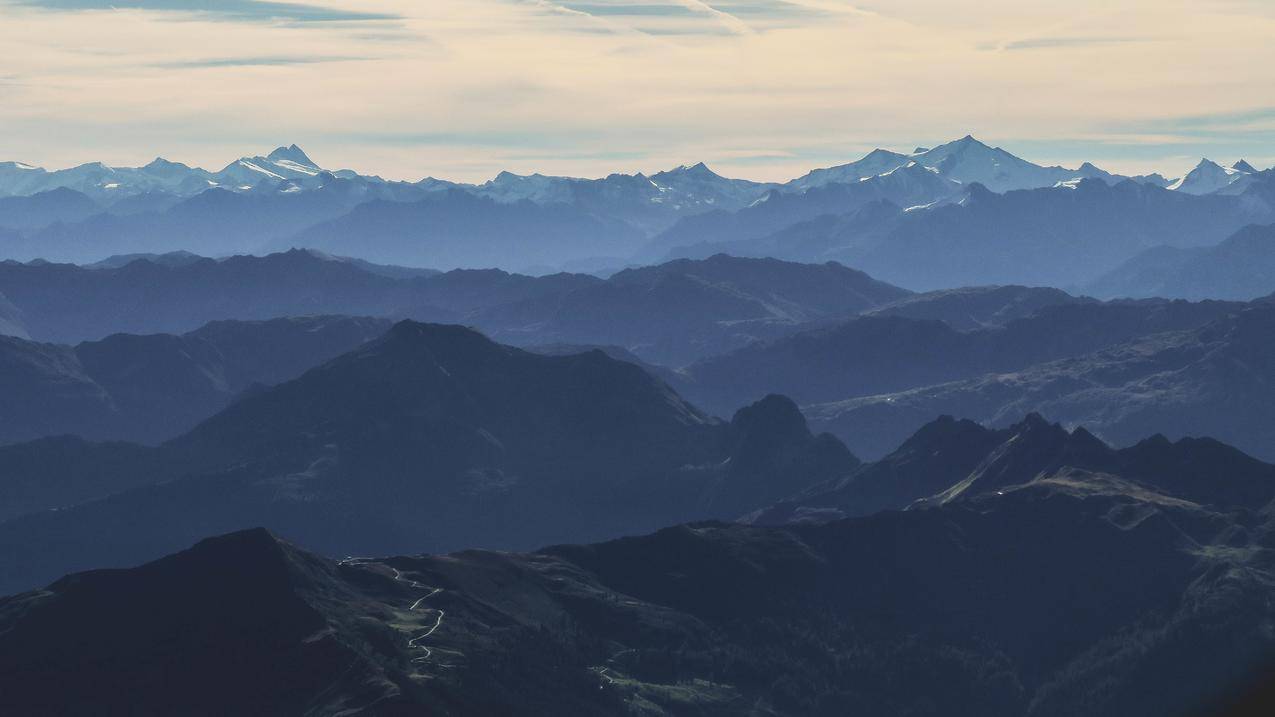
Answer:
[340,557,446,664]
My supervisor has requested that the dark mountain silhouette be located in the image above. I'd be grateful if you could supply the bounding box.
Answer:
[864,284,1092,330]
[0,322,856,594]
[5,417,1275,715]
[0,250,589,344]
[749,412,1275,524]
[1084,223,1275,300]
[681,298,1240,418]
[0,290,26,338]
[807,304,1275,462]
[474,254,911,365]
[0,314,389,446]
[84,250,205,269]
[0,250,906,366]
[0,250,427,343]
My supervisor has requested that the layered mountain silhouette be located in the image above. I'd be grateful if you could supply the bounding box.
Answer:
[749,412,1275,523]
[807,304,1275,462]
[667,178,1275,290]
[0,250,909,366]
[1084,223,1275,300]
[0,249,590,343]
[473,253,911,365]
[862,284,1092,330]
[0,315,389,446]
[0,187,103,230]
[290,189,650,271]
[4,415,1274,715]
[3,140,1270,283]
[0,322,856,594]
[680,297,1241,418]
[641,162,964,262]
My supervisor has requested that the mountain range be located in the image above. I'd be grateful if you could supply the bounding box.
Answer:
[0,321,856,594]
[0,250,911,366]
[1084,224,1275,300]
[804,302,1275,463]
[6,133,1275,715]
[3,138,1269,282]
[679,296,1242,419]
[0,315,389,447]
[662,177,1275,290]
[4,413,1274,715]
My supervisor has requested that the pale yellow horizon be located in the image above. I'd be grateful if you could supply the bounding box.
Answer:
[0,0,1273,183]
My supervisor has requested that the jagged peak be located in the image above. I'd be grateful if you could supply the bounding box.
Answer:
[265,144,316,167]
[655,161,720,179]
[945,134,991,151]
[143,157,185,169]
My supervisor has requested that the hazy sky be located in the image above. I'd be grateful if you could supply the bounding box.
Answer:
[1,0,1273,182]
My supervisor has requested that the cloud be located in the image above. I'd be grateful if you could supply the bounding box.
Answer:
[9,0,398,23]
[998,36,1148,51]
[151,55,373,68]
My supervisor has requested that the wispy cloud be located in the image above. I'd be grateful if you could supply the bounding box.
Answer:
[10,0,398,23]
[997,35,1149,51]
[152,55,373,69]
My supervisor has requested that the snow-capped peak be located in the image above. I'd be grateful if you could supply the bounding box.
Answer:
[1168,158,1250,194]
[266,144,317,169]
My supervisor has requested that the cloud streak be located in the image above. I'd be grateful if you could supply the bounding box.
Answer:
[10,0,398,22]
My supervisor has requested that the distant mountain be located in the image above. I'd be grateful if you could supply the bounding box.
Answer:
[846,178,1275,289]
[0,175,438,261]
[0,291,27,339]
[681,298,1241,419]
[864,284,1092,330]
[661,177,1275,289]
[473,253,911,365]
[1083,223,1275,300]
[4,140,1267,276]
[908,135,1080,192]
[0,148,777,262]
[0,322,856,593]
[0,187,102,230]
[84,250,205,269]
[785,148,913,190]
[0,249,433,342]
[806,304,1275,462]
[787,136,1152,194]
[6,419,1275,714]
[643,162,963,262]
[1169,158,1254,194]
[290,188,649,271]
[0,316,390,448]
[474,163,774,235]
[2,250,904,365]
[0,146,376,201]
[213,144,324,187]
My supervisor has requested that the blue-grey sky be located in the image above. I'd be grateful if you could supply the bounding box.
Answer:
[0,0,1272,181]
